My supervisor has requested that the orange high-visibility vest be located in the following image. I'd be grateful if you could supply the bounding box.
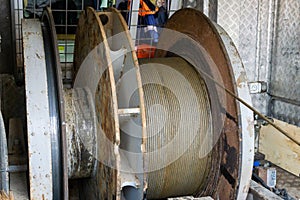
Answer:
[128,0,158,16]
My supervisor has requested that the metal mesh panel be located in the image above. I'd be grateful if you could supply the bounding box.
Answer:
[14,0,25,80]
[13,0,106,85]
[12,0,220,85]
[13,0,224,81]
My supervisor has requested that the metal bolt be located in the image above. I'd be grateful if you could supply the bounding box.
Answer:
[44,132,48,135]
[31,132,35,136]
[45,174,50,178]
[33,175,36,179]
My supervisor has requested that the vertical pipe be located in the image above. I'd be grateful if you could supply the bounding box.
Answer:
[203,0,209,16]
[0,112,9,194]
[129,0,140,40]
[169,0,182,17]
[10,0,17,81]
[208,0,217,22]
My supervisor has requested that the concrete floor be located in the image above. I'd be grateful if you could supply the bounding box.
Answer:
[8,168,300,199]
[10,173,28,200]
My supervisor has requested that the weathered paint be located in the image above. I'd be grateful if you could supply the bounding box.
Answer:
[23,19,53,200]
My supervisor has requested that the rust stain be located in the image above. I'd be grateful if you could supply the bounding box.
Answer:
[236,72,247,88]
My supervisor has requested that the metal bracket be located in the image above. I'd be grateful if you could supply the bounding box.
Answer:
[249,81,268,94]
[0,111,8,194]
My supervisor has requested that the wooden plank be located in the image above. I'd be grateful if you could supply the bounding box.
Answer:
[259,119,300,176]
[0,191,9,200]
[0,191,16,200]
[9,173,28,200]
[248,180,282,200]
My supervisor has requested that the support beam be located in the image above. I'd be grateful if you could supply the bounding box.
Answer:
[247,180,282,200]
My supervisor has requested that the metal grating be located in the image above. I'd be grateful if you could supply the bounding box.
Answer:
[12,0,220,85]
[13,1,102,83]
[217,0,270,114]
[217,0,241,48]
[13,0,109,85]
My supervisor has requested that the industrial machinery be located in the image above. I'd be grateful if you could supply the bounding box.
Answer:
[0,6,256,199]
